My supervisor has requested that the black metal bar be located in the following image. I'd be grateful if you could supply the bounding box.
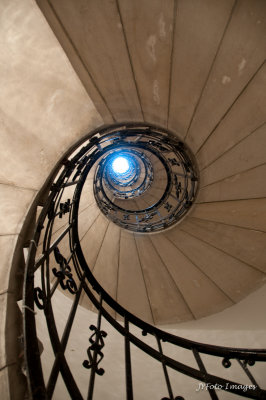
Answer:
[87,293,103,400]
[94,142,172,210]
[156,335,174,400]
[24,122,266,400]
[23,242,47,400]
[46,276,84,397]
[34,224,72,271]
[237,360,259,387]
[49,277,60,298]
[192,348,219,400]
[50,251,75,298]
[72,218,266,362]
[44,295,83,399]
[81,281,266,399]
[124,317,134,400]
[63,180,79,187]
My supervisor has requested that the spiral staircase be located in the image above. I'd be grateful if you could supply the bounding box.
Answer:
[1,0,266,399]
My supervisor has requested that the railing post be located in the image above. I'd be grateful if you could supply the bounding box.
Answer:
[84,293,107,400]
[192,348,219,400]
[124,316,134,400]
[156,335,174,400]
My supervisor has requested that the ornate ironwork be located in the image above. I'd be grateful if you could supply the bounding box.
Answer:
[22,123,266,400]
[33,287,46,310]
[100,148,153,200]
[58,199,71,218]
[52,247,77,294]
[83,324,107,376]
[88,127,199,233]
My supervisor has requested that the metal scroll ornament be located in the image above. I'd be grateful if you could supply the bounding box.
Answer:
[23,122,266,400]
[88,125,199,233]
[83,324,107,376]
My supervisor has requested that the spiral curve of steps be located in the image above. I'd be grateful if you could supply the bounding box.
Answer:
[36,120,266,327]
[35,0,266,326]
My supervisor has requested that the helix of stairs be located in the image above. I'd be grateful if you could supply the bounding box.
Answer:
[15,1,266,398]
[31,0,266,328]
[36,121,266,327]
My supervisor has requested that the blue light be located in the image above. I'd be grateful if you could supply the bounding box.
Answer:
[111,156,130,174]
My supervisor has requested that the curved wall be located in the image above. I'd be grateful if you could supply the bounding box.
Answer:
[0,0,102,397]
[1,0,266,398]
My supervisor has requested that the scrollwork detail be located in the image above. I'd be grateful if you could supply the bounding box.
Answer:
[59,199,71,218]
[83,324,107,376]
[52,247,77,294]
[222,358,231,368]
[33,287,47,310]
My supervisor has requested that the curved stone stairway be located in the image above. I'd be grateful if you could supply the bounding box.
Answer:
[35,0,266,328]
[2,1,266,398]
[36,118,266,327]
[79,131,266,325]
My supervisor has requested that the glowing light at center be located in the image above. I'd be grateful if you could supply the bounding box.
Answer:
[111,156,130,174]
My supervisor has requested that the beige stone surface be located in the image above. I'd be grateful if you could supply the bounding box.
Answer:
[0,293,22,370]
[79,179,96,211]
[55,227,72,262]
[50,206,71,239]
[0,235,19,294]
[186,0,266,153]
[0,0,103,395]
[119,0,174,127]
[0,368,10,399]
[182,217,266,273]
[153,166,167,181]
[38,214,67,251]
[175,284,266,331]
[132,196,150,211]
[200,122,266,186]
[118,230,153,324]
[80,214,109,271]
[35,285,266,399]
[7,363,27,400]
[0,294,8,370]
[165,228,265,302]
[51,0,143,122]
[134,234,193,324]
[197,65,266,170]
[0,184,36,235]
[93,222,120,299]
[1,0,266,395]
[36,202,101,289]
[197,163,266,203]
[150,234,232,319]
[113,198,139,212]
[37,200,100,252]
[190,199,266,232]
[168,0,234,137]
[0,0,102,190]
[57,184,76,207]
[36,0,114,124]
[78,203,100,240]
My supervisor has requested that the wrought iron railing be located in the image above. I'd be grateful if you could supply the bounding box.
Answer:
[23,123,266,399]
[91,125,198,232]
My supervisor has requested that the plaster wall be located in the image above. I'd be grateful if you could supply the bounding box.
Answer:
[0,0,102,397]
[0,0,266,398]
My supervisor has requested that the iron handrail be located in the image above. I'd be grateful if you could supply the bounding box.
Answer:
[23,123,266,399]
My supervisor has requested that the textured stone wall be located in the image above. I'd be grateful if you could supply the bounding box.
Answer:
[0,0,102,397]
[1,0,266,397]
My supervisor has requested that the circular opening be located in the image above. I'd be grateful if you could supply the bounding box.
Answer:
[89,123,199,233]
[111,156,130,174]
